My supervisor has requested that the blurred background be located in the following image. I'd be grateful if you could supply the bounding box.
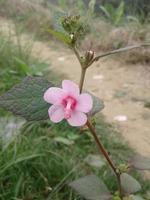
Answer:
[0,0,150,199]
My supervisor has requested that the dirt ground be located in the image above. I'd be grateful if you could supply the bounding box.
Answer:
[0,17,150,158]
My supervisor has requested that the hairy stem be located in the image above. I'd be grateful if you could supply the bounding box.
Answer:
[86,120,116,172]
[79,68,86,93]
[73,46,83,66]
[73,46,123,199]
[86,120,123,199]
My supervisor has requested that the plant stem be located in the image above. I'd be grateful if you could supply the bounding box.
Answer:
[86,120,116,172]
[79,68,86,93]
[86,120,123,199]
[73,46,83,66]
[88,43,150,66]
[73,46,123,199]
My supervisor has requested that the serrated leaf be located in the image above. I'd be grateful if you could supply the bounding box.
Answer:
[0,76,53,121]
[120,173,141,194]
[85,154,105,169]
[54,137,74,145]
[89,94,104,116]
[47,29,71,45]
[69,174,111,200]
[130,155,150,170]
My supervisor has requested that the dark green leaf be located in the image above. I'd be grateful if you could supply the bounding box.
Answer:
[89,94,104,116]
[130,155,150,170]
[120,173,141,194]
[0,76,53,121]
[69,174,111,200]
[47,29,71,45]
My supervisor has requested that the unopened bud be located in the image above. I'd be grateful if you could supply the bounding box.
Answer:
[118,163,129,173]
[70,34,74,40]
[85,50,94,64]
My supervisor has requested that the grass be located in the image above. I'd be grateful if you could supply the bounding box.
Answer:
[0,119,133,199]
[0,117,149,200]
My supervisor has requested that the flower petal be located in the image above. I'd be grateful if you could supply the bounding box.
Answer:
[48,105,64,123]
[67,111,87,126]
[76,93,93,113]
[62,80,79,98]
[44,87,65,104]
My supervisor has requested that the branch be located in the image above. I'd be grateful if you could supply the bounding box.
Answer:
[89,43,150,66]
[73,46,83,66]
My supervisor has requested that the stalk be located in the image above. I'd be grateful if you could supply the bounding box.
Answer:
[73,46,123,199]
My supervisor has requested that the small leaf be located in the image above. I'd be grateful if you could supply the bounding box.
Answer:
[120,173,141,194]
[130,155,150,170]
[85,154,105,169]
[69,174,111,200]
[54,137,74,146]
[47,29,71,45]
[0,76,53,121]
[89,94,104,116]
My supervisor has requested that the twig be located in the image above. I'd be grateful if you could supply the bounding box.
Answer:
[88,43,150,66]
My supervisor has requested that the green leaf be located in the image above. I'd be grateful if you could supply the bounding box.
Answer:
[0,76,53,121]
[47,29,71,45]
[99,5,111,19]
[115,1,124,25]
[120,173,141,194]
[85,154,105,169]
[0,154,44,175]
[89,94,104,116]
[130,155,150,170]
[69,174,111,200]
[53,137,74,146]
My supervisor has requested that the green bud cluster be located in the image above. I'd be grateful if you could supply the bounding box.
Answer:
[118,164,129,173]
[61,15,89,44]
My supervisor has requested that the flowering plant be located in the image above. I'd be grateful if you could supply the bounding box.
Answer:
[0,15,149,200]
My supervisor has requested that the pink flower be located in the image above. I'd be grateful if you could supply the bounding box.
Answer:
[43,80,93,126]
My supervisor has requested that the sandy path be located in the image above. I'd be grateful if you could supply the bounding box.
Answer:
[0,18,150,158]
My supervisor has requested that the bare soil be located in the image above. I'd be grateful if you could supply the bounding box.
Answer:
[0,17,150,158]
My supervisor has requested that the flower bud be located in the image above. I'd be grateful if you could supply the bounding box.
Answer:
[85,50,94,64]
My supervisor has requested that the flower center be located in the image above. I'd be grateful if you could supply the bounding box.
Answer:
[62,96,77,119]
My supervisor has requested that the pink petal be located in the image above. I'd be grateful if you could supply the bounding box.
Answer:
[67,111,87,126]
[44,87,65,104]
[62,80,79,98]
[48,105,64,123]
[76,93,93,113]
